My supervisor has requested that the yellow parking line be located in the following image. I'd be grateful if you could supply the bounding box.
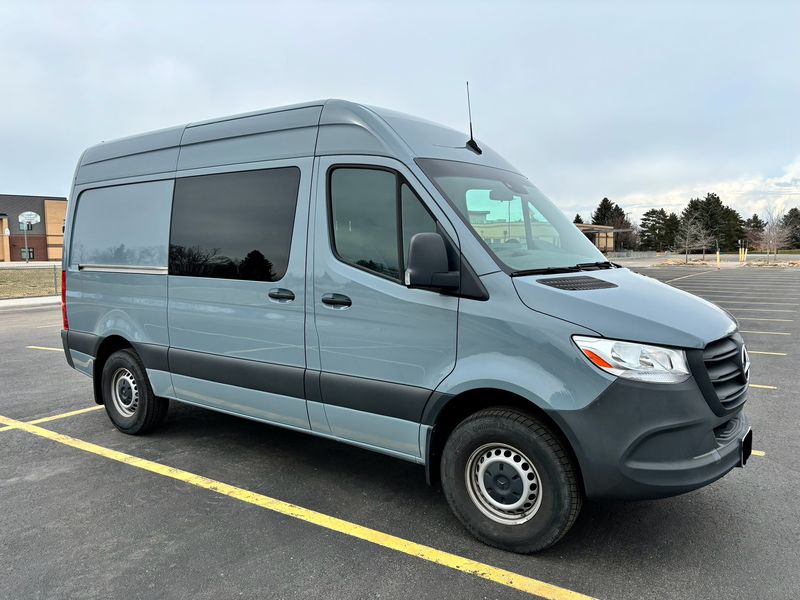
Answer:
[749,351,787,356]
[36,324,63,328]
[26,345,62,352]
[740,331,791,336]
[0,414,595,600]
[751,450,766,457]
[0,405,104,433]
[750,384,778,390]
[28,405,104,425]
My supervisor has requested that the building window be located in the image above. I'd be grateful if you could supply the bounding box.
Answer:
[21,247,34,260]
[169,167,301,281]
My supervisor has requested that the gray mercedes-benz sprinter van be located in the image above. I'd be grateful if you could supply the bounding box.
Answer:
[61,100,752,553]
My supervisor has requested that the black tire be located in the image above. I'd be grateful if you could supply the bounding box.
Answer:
[440,408,582,553]
[101,348,169,435]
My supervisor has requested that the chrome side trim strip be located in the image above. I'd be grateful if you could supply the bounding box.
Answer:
[77,264,168,274]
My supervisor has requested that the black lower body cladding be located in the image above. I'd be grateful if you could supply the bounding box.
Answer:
[553,377,750,500]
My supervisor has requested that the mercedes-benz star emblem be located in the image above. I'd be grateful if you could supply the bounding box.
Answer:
[742,346,751,382]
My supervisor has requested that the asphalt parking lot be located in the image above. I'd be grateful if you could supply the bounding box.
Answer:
[1,266,799,600]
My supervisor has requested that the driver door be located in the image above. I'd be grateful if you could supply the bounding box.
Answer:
[309,156,459,459]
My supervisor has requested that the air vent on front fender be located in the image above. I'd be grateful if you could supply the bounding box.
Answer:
[537,276,618,291]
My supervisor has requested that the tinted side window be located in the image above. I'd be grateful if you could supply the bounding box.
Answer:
[169,167,300,281]
[330,168,400,280]
[70,180,173,267]
[401,183,437,263]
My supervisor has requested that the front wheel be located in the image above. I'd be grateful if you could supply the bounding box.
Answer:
[101,349,168,435]
[440,408,582,553]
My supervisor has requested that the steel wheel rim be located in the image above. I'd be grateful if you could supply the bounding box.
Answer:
[111,367,139,418]
[465,443,543,525]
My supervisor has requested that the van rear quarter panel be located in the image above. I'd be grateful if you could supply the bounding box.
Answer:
[67,179,173,347]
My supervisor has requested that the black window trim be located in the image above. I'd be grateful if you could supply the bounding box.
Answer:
[168,165,302,283]
[326,163,440,286]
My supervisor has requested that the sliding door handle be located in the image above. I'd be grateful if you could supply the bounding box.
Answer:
[268,288,295,302]
[321,293,352,308]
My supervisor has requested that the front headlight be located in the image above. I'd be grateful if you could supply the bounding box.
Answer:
[572,335,690,383]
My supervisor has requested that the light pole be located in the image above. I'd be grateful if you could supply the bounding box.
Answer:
[18,211,40,263]
[22,221,29,263]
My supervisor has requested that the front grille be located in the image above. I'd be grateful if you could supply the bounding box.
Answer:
[699,335,749,413]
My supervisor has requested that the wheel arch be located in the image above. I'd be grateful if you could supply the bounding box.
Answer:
[423,388,585,492]
[91,335,135,405]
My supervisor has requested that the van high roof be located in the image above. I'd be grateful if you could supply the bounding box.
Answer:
[75,99,517,186]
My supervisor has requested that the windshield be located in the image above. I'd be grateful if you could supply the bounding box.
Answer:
[416,159,606,273]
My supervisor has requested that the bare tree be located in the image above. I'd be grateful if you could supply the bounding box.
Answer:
[697,228,716,261]
[747,226,764,251]
[675,216,713,263]
[762,208,792,263]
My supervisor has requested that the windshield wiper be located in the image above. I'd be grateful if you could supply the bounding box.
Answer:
[510,266,582,277]
[510,261,616,277]
[574,261,615,270]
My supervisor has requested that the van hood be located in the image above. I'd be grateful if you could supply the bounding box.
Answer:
[512,268,737,349]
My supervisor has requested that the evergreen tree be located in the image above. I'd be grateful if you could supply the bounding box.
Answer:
[573,213,584,224]
[639,208,669,251]
[681,194,743,251]
[591,198,617,225]
[664,212,680,250]
[745,213,766,232]
[744,213,766,248]
[681,198,704,224]
[591,198,635,250]
[718,206,745,252]
[780,207,800,248]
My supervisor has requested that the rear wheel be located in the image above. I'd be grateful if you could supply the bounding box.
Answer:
[440,408,582,553]
[101,349,168,434]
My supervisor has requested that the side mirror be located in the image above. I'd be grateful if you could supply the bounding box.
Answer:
[405,232,460,291]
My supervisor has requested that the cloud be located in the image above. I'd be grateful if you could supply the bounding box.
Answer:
[565,155,800,223]
[0,0,799,225]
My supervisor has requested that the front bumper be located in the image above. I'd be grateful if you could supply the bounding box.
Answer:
[554,377,751,500]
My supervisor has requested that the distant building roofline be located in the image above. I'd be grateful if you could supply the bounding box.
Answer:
[0,193,67,201]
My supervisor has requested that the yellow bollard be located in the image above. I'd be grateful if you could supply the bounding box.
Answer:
[716,249,720,269]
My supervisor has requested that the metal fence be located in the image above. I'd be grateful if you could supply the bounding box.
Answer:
[0,265,61,299]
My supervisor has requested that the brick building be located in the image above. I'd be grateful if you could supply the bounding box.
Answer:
[0,194,67,262]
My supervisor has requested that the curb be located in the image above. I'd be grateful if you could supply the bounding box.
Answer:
[0,296,60,309]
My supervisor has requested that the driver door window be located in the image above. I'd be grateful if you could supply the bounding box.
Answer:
[329,167,437,282]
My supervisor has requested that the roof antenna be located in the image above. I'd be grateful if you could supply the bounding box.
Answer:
[465,81,482,155]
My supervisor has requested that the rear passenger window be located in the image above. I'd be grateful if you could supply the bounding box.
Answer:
[70,180,173,267]
[169,167,300,281]
[329,167,440,282]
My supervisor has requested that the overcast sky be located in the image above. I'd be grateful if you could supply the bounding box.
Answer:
[1,0,799,222]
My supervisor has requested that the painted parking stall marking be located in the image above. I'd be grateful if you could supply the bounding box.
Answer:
[739,330,791,336]
[0,413,595,600]
[0,405,104,433]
